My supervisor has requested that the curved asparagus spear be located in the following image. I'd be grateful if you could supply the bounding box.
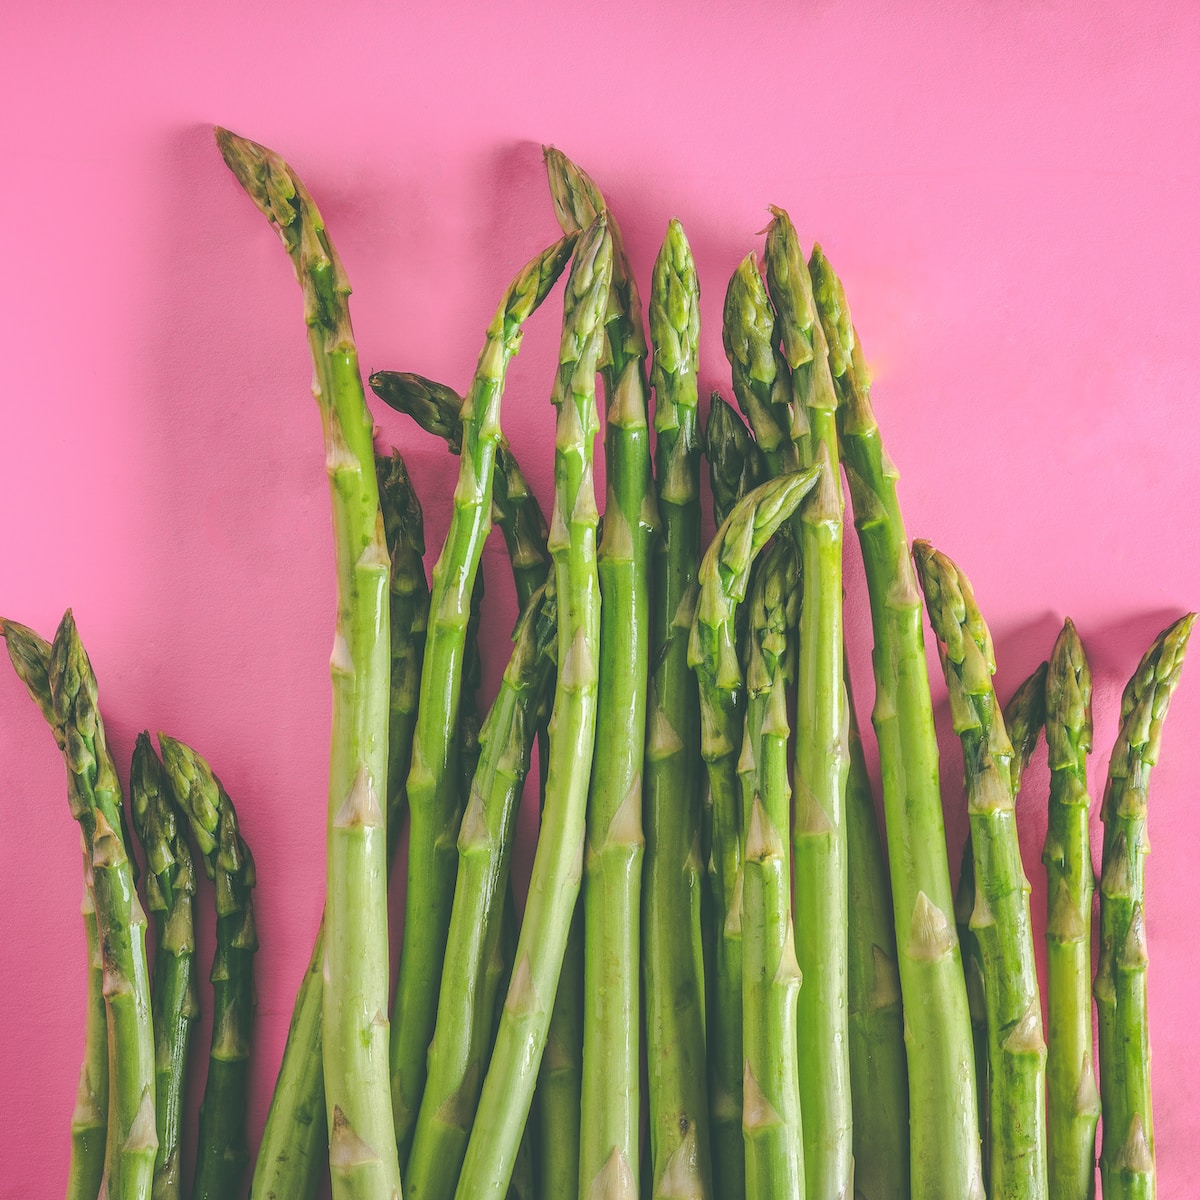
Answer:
[389,236,576,1164]
[913,543,1047,1200]
[642,217,712,1198]
[811,247,983,1200]
[215,126,401,1200]
[1096,612,1195,1200]
[2,619,110,1200]
[250,448,428,1200]
[404,584,558,1200]
[1044,621,1100,1200]
[739,537,805,1199]
[844,665,909,1200]
[454,216,610,1200]
[764,207,852,1200]
[687,468,820,1199]
[157,735,257,1200]
[129,734,198,1200]
[706,392,766,531]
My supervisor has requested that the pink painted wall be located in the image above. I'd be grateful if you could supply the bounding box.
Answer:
[2,1,1198,1194]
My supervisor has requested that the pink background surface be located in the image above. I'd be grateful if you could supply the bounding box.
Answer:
[3,2,1199,1195]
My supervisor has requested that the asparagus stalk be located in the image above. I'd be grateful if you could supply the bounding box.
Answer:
[1,619,111,1200]
[50,612,157,1200]
[453,216,610,1200]
[687,468,821,1199]
[390,237,574,1165]
[739,537,805,1199]
[810,247,983,1200]
[250,448,428,1200]
[913,543,1047,1200]
[1044,621,1100,1200]
[129,734,199,1200]
[215,127,402,1200]
[157,735,257,1200]
[705,393,767,531]
[764,208,852,1200]
[642,217,712,1198]
[843,666,909,1200]
[404,583,558,1200]
[1096,613,1195,1200]
[956,660,1049,1186]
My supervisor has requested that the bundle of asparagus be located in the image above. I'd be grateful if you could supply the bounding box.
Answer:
[3,131,1193,1200]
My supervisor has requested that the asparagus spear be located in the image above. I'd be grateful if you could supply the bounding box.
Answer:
[913,543,1047,1200]
[390,237,575,1166]
[453,216,610,1200]
[1,619,111,1200]
[739,537,805,1199]
[764,208,852,1200]
[810,248,983,1200]
[843,665,909,1200]
[129,734,199,1200]
[956,660,1049,1187]
[543,147,658,1197]
[215,127,402,1200]
[250,448,428,1200]
[404,583,558,1200]
[49,612,158,1200]
[643,217,712,1198]
[705,393,767,531]
[687,468,821,1199]
[157,735,257,1200]
[1096,612,1195,1200]
[1044,621,1100,1200]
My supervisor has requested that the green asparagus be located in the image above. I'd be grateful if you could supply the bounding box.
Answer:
[705,393,767,532]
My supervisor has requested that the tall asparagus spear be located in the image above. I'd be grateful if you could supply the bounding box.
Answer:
[389,236,575,1165]
[129,734,199,1200]
[810,248,983,1199]
[739,537,805,1199]
[688,468,821,1200]
[843,665,909,1200]
[913,543,1047,1200]
[214,127,402,1200]
[764,208,852,1200]
[543,147,657,1198]
[642,217,712,1198]
[250,447,428,1200]
[1096,612,1195,1200]
[1044,620,1100,1200]
[49,611,158,1200]
[705,392,767,531]
[157,735,257,1200]
[1,619,111,1200]
[453,216,610,1200]
[404,583,558,1200]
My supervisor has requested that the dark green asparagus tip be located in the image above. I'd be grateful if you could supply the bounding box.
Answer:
[764,206,816,372]
[1115,612,1196,768]
[705,392,767,529]
[723,253,777,385]
[542,145,606,234]
[1046,619,1093,770]
[808,244,854,378]
[376,447,427,561]
[501,236,579,331]
[1003,660,1049,795]
[0,616,57,734]
[370,373,464,453]
[912,541,996,677]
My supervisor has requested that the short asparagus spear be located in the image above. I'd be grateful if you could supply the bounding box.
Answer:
[157,735,257,1200]
[764,208,852,1200]
[843,665,909,1200]
[1044,621,1100,1200]
[913,542,1047,1200]
[129,733,199,1200]
[250,447,428,1200]
[739,537,805,1200]
[404,583,558,1200]
[688,468,821,1200]
[643,217,712,1198]
[215,126,401,1200]
[810,247,983,1200]
[1096,613,1195,1200]
[51,611,158,1200]
[454,216,610,1200]
[390,236,576,1165]
[1,619,110,1200]
[705,392,767,531]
